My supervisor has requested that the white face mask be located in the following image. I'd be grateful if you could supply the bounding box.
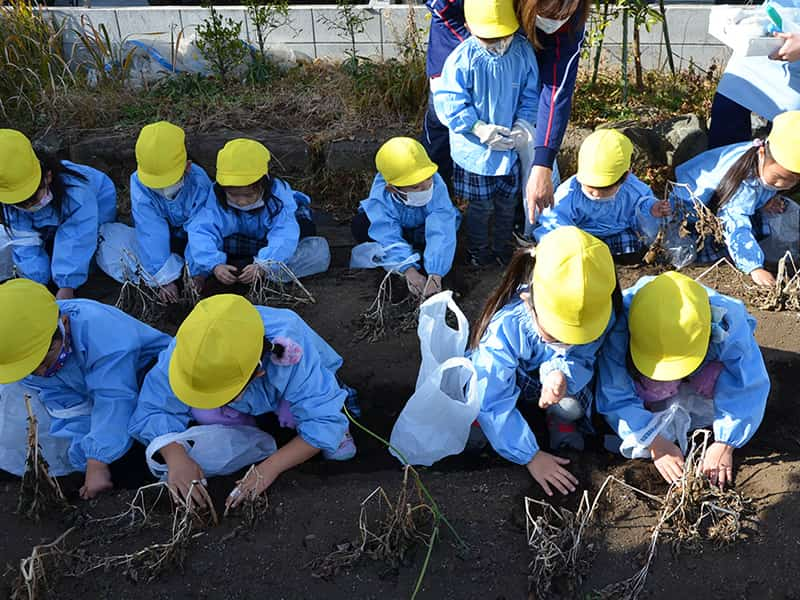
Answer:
[395,186,434,207]
[536,15,569,34]
[547,341,573,353]
[227,196,265,212]
[758,152,794,192]
[20,189,53,213]
[478,35,514,57]
[581,186,617,203]
[158,178,184,200]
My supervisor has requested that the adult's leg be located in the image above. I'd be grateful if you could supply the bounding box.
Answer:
[708,93,753,150]
[421,90,453,184]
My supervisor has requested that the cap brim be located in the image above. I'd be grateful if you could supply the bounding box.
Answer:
[630,338,707,382]
[535,298,612,346]
[470,24,519,39]
[391,164,438,187]
[138,167,185,189]
[0,343,51,384]
[168,353,249,409]
[0,161,41,205]
[216,172,267,187]
[576,171,625,188]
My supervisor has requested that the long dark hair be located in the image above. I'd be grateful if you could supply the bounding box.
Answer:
[0,157,87,229]
[213,174,283,222]
[469,246,624,349]
[707,144,761,214]
[516,0,589,50]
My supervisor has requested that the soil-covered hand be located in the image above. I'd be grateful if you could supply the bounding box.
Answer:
[162,443,208,508]
[539,370,567,409]
[213,264,239,285]
[762,195,787,214]
[80,459,113,500]
[422,274,442,299]
[56,287,75,300]
[650,199,672,218]
[750,268,776,287]
[770,32,800,62]
[226,461,276,510]
[650,435,685,484]
[159,282,180,304]
[238,263,261,285]
[526,451,578,496]
[526,166,555,224]
[703,441,735,489]
[192,274,207,295]
[404,267,427,297]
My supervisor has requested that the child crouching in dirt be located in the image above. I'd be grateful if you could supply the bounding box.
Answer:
[129,294,356,509]
[673,110,800,286]
[130,121,213,303]
[534,130,670,260]
[351,137,460,299]
[187,138,330,294]
[468,227,620,496]
[596,271,770,489]
[0,279,170,498]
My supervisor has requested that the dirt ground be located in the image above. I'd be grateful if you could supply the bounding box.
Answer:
[1,217,799,600]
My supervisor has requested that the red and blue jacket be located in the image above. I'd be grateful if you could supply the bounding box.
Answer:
[425,0,585,169]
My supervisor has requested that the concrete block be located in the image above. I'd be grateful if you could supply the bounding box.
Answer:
[312,42,382,60]
[310,6,383,44]
[380,5,429,47]
[244,7,313,46]
[50,7,122,42]
[114,8,181,37]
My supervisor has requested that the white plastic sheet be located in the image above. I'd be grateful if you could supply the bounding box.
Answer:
[96,222,183,286]
[761,199,800,264]
[349,241,421,271]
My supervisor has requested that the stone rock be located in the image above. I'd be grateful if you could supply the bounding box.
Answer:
[31,131,66,158]
[600,120,668,172]
[555,126,593,179]
[69,132,134,177]
[652,113,708,167]
[321,128,410,174]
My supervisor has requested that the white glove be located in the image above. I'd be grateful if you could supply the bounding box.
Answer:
[510,120,532,151]
[472,121,515,150]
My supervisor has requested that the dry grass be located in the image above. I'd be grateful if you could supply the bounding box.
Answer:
[10,527,76,600]
[354,269,419,343]
[248,260,316,307]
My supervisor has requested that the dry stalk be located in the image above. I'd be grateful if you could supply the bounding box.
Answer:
[11,527,76,600]
[747,252,800,311]
[643,183,695,266]
[17,395,70,521]
[354,269,419,343]
[114,250,168,325]
[222,465,270,529]
[248,260,316,307]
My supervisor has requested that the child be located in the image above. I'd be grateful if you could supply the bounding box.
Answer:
[351,137,460,298]
[131,121,213,303]
[433,0,539,265]
[0,278,170,498]
[469,227,619,496]
[534,129,671,257]
[0,129,116,298]
[187,138,330,291]
[674,110,800,286]
[129,294,356,509]
[596,271,769,489]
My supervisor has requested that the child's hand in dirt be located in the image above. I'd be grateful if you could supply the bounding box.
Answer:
[422,274,442,299]
[750,268,776,287]
[650,199,672,218]
[762,195,787,214]
[162,442,209,508]
[404,267,427,297]
[238,263,261,285]
[192,274,207,294]
[213,264,239,285]
[703,442,735,489]
[226,462,276,510]
[526,451,578,496]
[159,282,180,304]
[650,435,685,484]
[80,459,113,500]
[539,371,567,409]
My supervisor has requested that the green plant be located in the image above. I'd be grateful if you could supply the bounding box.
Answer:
[319,0,374,75]
[245,0,299,81]
[195,4,248,82]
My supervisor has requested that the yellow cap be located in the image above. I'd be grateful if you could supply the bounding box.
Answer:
[0,129,42,205]
[135,121,188,188]
[532,227,615,345]
[577,129,633,188]
[464,0,519,38]
[629,271,711,382]
[216,139,271,187]
[768,110,800,174]
[168,294,265,409]
[375,137,438,187]
[0,279,59,384]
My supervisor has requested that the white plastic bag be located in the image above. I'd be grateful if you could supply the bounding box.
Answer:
[390,357,480,466]
[0,383,75,477]
[415,290,469,388]
[96,222,183,286]
[761,199,800,264]
[515,119,561,236]
[0,228,41,281]
[145,425,278,479]
[349,241,420,271]
[620,383,715,459]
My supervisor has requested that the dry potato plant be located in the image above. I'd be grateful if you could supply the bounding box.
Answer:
[222,465,270,529]
[248,260,316,307]
[17,395,70,522]
[308,466,434,579]
[354,269,419,343]
[10,527,76,600]
[116,260,201,325]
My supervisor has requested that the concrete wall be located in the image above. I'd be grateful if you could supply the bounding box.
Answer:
[42,3,732,70]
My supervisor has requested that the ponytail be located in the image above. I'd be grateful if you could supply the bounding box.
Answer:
[708,144,761,213]
[265,338,285,360]
[469,248,536,349]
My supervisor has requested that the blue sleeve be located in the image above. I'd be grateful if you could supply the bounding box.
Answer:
[186,194,229,276]
[425,0,469,77]
[7,210,51,284]
[534,185,578,240]
[128,348,194,445]
[52,187,101,289]
[131,174,174,279]
[516,46,540,124]
[538,316,610,395]
[422,180,458,277]
[534,12,585,168]
[363,187,418,273]
[711,306,769,448]
[718,188,765,274]
[471,317,540,465]
[256,195,300,265]
[432,48,480,134]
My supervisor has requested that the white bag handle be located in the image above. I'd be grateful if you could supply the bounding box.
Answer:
[418,290,469,339]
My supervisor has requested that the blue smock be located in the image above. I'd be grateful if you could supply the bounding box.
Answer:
[675,142,778,273]
[432,33,540,176]
[186,178,309,277]
[596,276,769,451]
[129,307,349,455]
[5,161,116,289]
[130,163,213,279]
[359,173,460,276]
[21,299,170,471]
[470,292,615,465]
[534,174,658,241]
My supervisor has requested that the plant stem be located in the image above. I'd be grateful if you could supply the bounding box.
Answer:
[621,6,629,103]
[633,20,643,90]
[411,522,439,600]
[591,0,610,86]
[659,0,675,75]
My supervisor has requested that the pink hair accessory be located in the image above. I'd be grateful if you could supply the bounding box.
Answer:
[270,336,303,366]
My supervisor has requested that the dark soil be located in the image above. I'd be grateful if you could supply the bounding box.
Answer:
[2,219,798,600]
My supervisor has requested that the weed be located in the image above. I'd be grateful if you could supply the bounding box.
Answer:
[354,269,419,343]
[245,0,299,83]
[72,16,136,87]
[195,4,248,82]
[319,0,375,75]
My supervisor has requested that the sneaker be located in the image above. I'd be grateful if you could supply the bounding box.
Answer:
[546,415,585,451]
[322,430,357,461]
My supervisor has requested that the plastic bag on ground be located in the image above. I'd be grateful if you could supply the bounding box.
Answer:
[0,383,75,477]
[349,241,420,271]
[761,198,800,264]
[415,290,469,388]
[145,424,278,479]
[96,222,183,285]
[0,228,41,281]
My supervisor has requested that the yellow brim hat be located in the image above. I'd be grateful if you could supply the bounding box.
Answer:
[0,129,42,205]
[767,110,800,174]
[576,129,633,188]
